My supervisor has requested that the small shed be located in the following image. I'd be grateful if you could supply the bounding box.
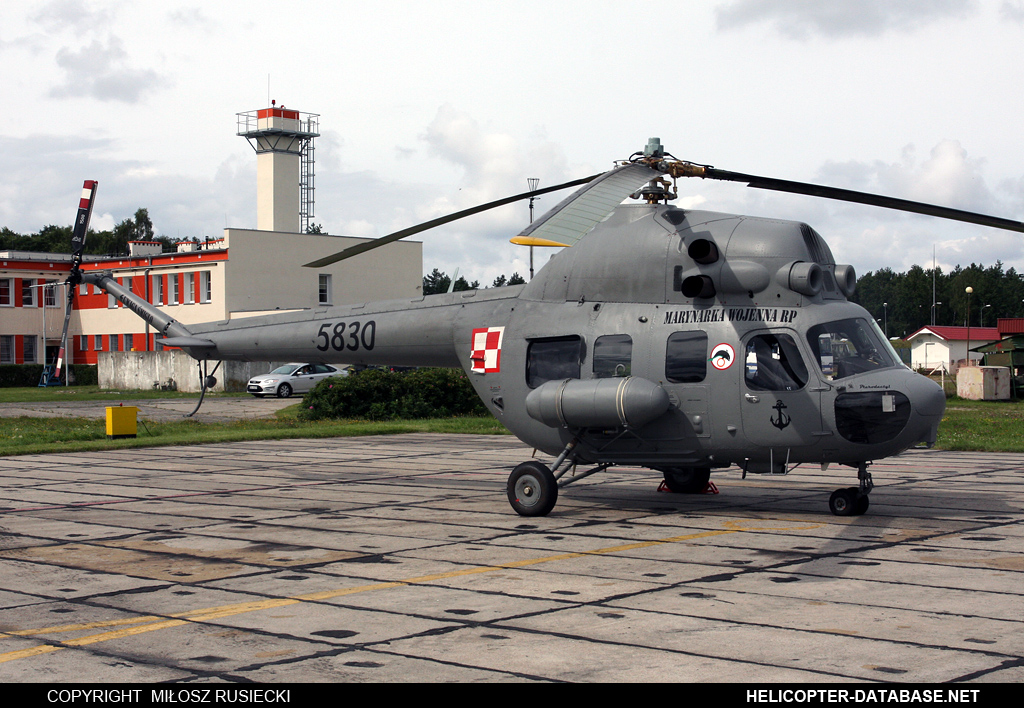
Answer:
[972,334,1024,398]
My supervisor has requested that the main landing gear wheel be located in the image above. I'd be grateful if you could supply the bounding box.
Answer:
[660,466,712,494]
[507,461,558,517]
[829,487,869,516]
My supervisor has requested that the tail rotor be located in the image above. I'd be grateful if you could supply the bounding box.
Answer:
[52,180,97,384]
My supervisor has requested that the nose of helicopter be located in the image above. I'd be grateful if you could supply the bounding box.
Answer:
[905,369,946,446]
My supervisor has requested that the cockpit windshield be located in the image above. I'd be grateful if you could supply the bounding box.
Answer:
[806,318,900,380]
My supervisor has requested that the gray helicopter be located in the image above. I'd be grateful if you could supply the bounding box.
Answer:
[63,139,1024,518]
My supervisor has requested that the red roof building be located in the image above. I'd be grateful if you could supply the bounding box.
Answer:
[906,325,1001,371]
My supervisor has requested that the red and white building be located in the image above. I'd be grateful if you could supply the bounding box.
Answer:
[906,325,1001,372]
[1,231,421,367]
[2,103,422,369]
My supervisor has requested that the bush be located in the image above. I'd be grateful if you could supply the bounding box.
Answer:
[299,367,487,421]
[0,364,97,387]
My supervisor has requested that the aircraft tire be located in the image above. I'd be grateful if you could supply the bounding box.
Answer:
[829,487,866,516]
[507,461,558,517]
[277,383,293,398]
[660,466,712,494]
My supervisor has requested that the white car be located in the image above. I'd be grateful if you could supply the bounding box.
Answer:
[247,363,345,398]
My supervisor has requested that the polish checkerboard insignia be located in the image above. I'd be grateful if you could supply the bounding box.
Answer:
[470,326,505,374]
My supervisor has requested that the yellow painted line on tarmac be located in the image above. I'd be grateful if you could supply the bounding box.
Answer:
[0,519,820,664]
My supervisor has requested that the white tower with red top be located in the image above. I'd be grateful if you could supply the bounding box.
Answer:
[237,103,319,233]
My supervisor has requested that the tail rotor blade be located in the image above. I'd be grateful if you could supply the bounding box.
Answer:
[71,180,98,263]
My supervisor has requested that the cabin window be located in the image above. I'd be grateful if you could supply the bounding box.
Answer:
[744,333,808,391]
[527,335,583,389]
[806,318,899,380]
[593,334,632,378]
[665,331,708,383]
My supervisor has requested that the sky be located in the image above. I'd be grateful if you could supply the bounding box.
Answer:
[2,0,1024,287]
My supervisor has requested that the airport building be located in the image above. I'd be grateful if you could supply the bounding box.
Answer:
[1,105,422,368]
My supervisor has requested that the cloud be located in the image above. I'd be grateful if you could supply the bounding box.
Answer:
[30,0,113,33]
[50,36,168,103]
[166,7,219,32]
[715,0,977,39]
[1002,0,1024,22]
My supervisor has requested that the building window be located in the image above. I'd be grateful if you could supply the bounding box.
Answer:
[111,335,119,352]
[170,275,179,305]
[79,282,88,296]
[23,335,37,363]
[318,274,332,306]
[44,281,58,308]
[94,334,103,351]
[1,278,12,306]
[124,333,133,351]
[187,273,195,304]
[80,335,89,351]
[22,280,37,307]
[0,335,13,363]
[153,274,164,305]
[200,271,211,304]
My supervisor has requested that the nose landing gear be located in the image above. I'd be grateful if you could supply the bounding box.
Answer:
[829,462,873,516]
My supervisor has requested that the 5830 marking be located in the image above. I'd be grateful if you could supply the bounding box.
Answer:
[316,320,376,352]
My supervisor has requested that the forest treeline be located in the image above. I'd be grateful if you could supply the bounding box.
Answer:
[852,262,1024,338]
[0,209,182,257]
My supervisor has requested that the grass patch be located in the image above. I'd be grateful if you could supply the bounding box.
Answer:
[935,399,1024,452]
[0,411,508,457]
[3,387,1021,455]
[0,386,247,404]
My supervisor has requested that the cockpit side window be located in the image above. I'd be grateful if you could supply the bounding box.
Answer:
[745,333,808,391]
[593,334,632,378]
[527,336,583,389]
[806,318,899,380]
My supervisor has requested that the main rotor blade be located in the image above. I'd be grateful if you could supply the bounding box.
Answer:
[701,168,1024,234]
[513,163,660,247]
[303,174,600,269]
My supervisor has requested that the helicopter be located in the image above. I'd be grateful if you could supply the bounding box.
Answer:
[60,139,1024,518]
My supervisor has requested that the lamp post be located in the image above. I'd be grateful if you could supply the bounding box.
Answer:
[931,301,941,326]
[883,302,888,339]
[965,287,973,367]
[982,303,991,327]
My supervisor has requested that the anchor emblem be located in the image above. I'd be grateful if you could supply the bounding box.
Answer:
[770,400,791,430]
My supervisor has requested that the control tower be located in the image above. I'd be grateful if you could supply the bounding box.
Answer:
[237,104,319,233]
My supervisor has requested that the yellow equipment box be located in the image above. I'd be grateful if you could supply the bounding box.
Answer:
[106,406,139,439]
